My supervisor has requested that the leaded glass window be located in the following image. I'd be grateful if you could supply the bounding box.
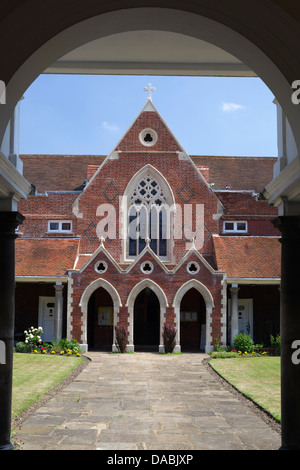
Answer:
[128,174,168,258]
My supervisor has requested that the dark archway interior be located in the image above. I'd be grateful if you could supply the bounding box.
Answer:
[88,287,113,351]
[180,288,206,351]
[134,287,160,351]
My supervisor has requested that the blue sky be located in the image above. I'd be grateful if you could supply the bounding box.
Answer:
[19,74,278,157]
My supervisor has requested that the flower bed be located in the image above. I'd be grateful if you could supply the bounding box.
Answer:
[209,350,268,359]
[15,327,82,356]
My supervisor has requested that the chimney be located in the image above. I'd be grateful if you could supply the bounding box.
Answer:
[198,166,210,183]
[87,165,99,181]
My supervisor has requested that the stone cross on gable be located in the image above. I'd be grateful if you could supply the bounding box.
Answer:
[144,83,156,101]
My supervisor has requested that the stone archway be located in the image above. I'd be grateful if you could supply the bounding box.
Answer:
[87,287,114,351]
[133,287,160,351]
[173,279,215,353]
[1,6,300,159]
[126,278,168,352]
[179,287,206,351]
[78,278,122,351]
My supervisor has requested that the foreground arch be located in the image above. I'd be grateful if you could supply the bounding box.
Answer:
[1,1,300,450]
[1,6,300,159]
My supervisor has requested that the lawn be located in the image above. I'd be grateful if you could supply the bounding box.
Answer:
[209,356,281,422]
[12,353,84,419]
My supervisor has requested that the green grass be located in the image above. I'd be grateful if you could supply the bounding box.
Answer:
[209,356,281,422]
[12,353,84,419]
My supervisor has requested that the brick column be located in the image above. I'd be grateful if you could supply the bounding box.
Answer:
[273,216,300,450]
[0,212,24,450]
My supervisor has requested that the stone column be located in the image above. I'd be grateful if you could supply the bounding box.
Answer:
[174,307,181,354]
[273,216,300,450]
[230,285,240,345]
[0,211,24,450]
[54,283,64,340]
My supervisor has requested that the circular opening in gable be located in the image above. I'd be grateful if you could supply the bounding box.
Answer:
[141,261,154,274]
[187,262,200,274]
[94,261,108,273]
[139,128,158,147]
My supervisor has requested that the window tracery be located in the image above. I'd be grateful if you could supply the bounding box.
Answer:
[128,174,168,258]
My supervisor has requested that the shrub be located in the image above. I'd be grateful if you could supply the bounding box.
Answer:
[163,324,177,353]
[24,326,43,350]
[50,338,81,355]
[15,341,32,353]
[209,351,240,359]
[233,333,254,353]
[270,334,281,356]
[213,336,223,352]
[115,326,128,353]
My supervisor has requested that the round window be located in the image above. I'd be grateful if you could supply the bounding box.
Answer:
[94,261,108,274]
[141,261,154,274]
[139,128,158,147]
[187,261,200,274]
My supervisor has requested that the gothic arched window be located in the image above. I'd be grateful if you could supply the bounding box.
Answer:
[124,168,174,260]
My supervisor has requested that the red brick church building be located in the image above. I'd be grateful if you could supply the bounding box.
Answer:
[15,96,281,353]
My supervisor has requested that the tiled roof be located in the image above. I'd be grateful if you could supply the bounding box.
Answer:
[213,235,281,278]
[19,154,277,193]
[193,155,276,192]
[20,155,106,193]
[215,190,278,216]
[15,238,80,277]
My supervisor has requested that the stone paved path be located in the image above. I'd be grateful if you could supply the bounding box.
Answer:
[16,352,281,450]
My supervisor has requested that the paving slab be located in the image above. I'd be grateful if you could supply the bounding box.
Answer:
[15,352,281,450]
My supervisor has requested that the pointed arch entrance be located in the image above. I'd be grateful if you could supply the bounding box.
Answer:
[88,287,114,351]
[134,288,160,350]
[126,279,168,352]
[78,278,122,351]
[173,280,215,353]
[180,288,206,351]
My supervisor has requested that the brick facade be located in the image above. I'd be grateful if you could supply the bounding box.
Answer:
[15,99,281,352]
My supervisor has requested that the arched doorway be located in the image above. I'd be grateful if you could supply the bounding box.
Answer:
[78,277,121,351]
[180,288,206,351]
[134,287,160,351]
[173,279,215,352]
[126,278,168,352]
[87,287,113,351]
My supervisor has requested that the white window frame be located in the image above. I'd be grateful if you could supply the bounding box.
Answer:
[223,221,248,233]
[48,220,73,233]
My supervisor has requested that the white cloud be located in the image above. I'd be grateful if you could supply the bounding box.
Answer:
[222,102,245,112]
[101,121,120,132]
